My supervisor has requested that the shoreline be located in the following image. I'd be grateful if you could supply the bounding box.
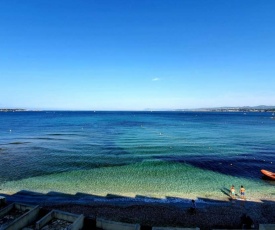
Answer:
[1,190,275,229]
[1,186,274,205]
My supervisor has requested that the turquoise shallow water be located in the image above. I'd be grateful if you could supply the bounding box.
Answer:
[0,111,275,200]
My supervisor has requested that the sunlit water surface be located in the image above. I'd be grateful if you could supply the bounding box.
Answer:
[1,111,275,201]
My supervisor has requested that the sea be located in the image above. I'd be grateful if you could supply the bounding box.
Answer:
[0,111,275,201]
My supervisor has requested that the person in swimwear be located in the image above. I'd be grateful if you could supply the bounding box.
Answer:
[230,185,235,199]
[240,185,246,199]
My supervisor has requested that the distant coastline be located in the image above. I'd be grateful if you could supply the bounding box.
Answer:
[145,105,275,112]
[1,106,275,112]
[0,109,41,112]
[0,108,27,112]
[182,106,275,113]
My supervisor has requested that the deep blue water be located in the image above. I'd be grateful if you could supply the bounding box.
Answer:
[0,111,275,198]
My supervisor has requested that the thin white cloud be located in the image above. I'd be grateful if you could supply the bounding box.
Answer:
[152,77,160,81]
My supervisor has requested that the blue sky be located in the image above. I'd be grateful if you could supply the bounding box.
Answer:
[1,0,275,110]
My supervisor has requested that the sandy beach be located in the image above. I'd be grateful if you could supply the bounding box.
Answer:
[42,199,275,230]
[2,190,275,230]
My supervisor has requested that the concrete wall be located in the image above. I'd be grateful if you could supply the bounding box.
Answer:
[70,214,84,230]
[259,224,275,230]
[0,203,14,218]
[0,203,36,219]
[35,209,83,230]
[96,218,140,230]
[4,206,40,230]
[0,203,39,230]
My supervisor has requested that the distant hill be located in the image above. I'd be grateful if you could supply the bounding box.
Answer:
[0,108,27,112]
[191,105,275,112]
[144,105,275,112]
[210,105,275,109]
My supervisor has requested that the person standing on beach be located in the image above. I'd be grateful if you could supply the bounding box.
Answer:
[189,199,196,214]
[240,185,245,199]
[230,185,235,199]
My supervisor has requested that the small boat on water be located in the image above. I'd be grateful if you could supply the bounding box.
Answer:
[261,169,275,180]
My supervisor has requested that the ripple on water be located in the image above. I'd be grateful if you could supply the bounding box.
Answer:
[9,141,31,145]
